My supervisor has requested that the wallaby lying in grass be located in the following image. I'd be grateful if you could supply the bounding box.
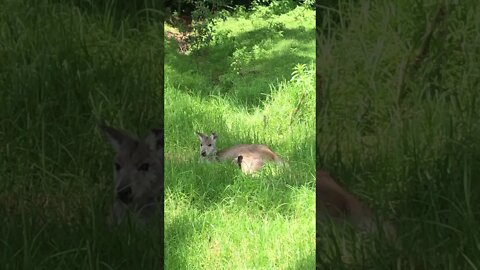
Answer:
[100,124,164,226]
[317,169,396,241]
[196,132,283,174]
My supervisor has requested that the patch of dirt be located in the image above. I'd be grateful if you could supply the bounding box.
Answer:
[165,30,192,54]
[166,15,194,54]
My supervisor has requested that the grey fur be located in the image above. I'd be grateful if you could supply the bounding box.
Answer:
[100,124,163,225]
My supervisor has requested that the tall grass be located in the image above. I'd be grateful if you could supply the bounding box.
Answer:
[318,1,480,268]
[165,3,315,269]
[0,0,164,269]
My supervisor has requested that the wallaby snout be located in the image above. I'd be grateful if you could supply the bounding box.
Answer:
[117,186,133,204]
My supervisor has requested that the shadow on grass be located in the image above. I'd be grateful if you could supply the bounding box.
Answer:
[165,24,314,109]
[165,161,313,219]
[164,211,204,269]
[288,252,315,269]
[0,202,162,269]
[164,163,314,267]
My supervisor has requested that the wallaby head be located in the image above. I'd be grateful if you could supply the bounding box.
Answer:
[196,132,218,161]
[100,124,164,225]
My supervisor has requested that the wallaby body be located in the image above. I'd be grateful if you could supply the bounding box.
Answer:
[100,124,164,225]
[196,132,283,173]
[317,169,396,240]
[235,154,264,174]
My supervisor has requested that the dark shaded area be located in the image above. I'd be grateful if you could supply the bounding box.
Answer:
[0,0,165,268]
[316,0,360,36]
[60,0,165,26]
[0,194,163,269]
[317,0,480,267]
[165,0,312,17]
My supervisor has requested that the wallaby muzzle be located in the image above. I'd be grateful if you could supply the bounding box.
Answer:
[117,186,133,204]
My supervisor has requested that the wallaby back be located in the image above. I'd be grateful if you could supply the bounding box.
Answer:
[100,124,164,225]
[218,144,283,163]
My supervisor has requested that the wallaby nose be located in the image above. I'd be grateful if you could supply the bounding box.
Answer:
[201,151,206,157]
[117,186,133,204]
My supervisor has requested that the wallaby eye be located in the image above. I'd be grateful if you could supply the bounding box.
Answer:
[200,143,203,147]
[138,163,149,172]
[208,144,212,147]
[114,163,121,171]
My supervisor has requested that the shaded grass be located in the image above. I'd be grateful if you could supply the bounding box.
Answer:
[165,3,315,269]
[0,0,163,269]
[318,0,480,268]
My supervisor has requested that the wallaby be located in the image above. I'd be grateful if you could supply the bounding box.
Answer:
[196,132,283,173]
[100,124,164,225]
[317,169,396,241]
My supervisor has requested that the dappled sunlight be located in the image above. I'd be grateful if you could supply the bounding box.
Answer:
[165,5,315,108]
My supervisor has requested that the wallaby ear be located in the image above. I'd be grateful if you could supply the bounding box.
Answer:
[196,132,205,141]
[210,132,218,141]
[100,125,135,152]
[145,128,164,152]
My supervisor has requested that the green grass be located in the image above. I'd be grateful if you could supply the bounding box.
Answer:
[318,1,480,269]
[164,3,315,269]
[0,0,163,269]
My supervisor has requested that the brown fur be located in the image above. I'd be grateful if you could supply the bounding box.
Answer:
[317,169,396,240]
